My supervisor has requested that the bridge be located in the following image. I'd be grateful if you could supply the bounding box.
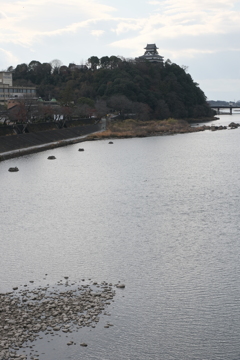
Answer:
[210,105,240,115]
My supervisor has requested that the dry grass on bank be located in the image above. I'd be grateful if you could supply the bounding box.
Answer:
[86,118,204,140]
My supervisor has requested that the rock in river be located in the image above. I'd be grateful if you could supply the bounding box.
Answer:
[116,283,125,288]
[0,278,118,359]
[8,167,19,172]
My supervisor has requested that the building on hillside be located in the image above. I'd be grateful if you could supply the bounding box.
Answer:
[135,44,164,64]
[0,72,13,86]
[0,72,36,105]
[69,64,88,71]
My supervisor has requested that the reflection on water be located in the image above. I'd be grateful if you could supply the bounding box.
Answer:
[1,114,240,359]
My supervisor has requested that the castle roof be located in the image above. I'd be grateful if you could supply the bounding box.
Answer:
[135,44,164,64]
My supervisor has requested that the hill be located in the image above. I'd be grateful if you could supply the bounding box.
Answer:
[11,58,213,120]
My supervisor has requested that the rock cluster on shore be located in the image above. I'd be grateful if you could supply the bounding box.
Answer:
[0,278,123,360]
[208,122,240,131]
[228,122,240,129]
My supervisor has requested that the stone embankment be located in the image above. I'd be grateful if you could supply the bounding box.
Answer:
[0,278,125,360]
[0,123,102,161]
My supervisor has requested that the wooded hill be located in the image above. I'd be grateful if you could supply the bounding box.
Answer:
[10,58,212,120]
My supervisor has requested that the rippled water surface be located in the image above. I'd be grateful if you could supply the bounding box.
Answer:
[1,114,240,360]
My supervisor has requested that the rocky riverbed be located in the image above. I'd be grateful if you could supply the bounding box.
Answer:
[0,278,123,360]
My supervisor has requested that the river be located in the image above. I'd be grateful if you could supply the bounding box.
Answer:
[1,114,240,360]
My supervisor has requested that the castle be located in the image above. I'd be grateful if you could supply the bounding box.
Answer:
[135,44,164,64]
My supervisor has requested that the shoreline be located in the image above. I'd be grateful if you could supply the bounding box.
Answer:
[0,117,221,162]
[0,135,90,161]
[85,117,220,141]
[0,123,103,162]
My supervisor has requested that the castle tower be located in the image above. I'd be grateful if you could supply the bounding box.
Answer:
[135,44,164,64]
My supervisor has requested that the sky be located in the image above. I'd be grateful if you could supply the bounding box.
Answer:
[1,0,240,101]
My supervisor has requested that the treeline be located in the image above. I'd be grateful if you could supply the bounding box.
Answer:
[9,57,212,120]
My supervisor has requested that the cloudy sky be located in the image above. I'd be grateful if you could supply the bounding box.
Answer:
[1,0,240,101]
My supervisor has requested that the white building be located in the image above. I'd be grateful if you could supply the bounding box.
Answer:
[0,72,13,86]
[0,72,36,105]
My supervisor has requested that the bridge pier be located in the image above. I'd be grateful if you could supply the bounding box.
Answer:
[212,106,235,115]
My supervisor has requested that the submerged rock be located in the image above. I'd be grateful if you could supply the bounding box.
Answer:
[8,167,19,172]
[47,155,56,160]
[116,283,125,289]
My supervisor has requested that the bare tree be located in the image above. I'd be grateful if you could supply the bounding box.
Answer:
[73,104,93,118]
[37,104,55,121]
[108,95,132,118]
[50,59,63,74]
[8,96,38,123]
[133,102,151,121]
[94,100,109,118]
[181,65,189,73]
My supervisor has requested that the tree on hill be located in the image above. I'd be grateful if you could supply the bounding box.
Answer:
[107,95,132,117]
[11,57,213,120]
[87,56,99,70]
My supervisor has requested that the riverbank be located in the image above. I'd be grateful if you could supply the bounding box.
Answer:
[0,117,226,161]
[86,118,219,141]
[0,123,102,161]
[0,136,87,161]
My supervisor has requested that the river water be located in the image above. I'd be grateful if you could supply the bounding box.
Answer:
[1,114,240,360]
